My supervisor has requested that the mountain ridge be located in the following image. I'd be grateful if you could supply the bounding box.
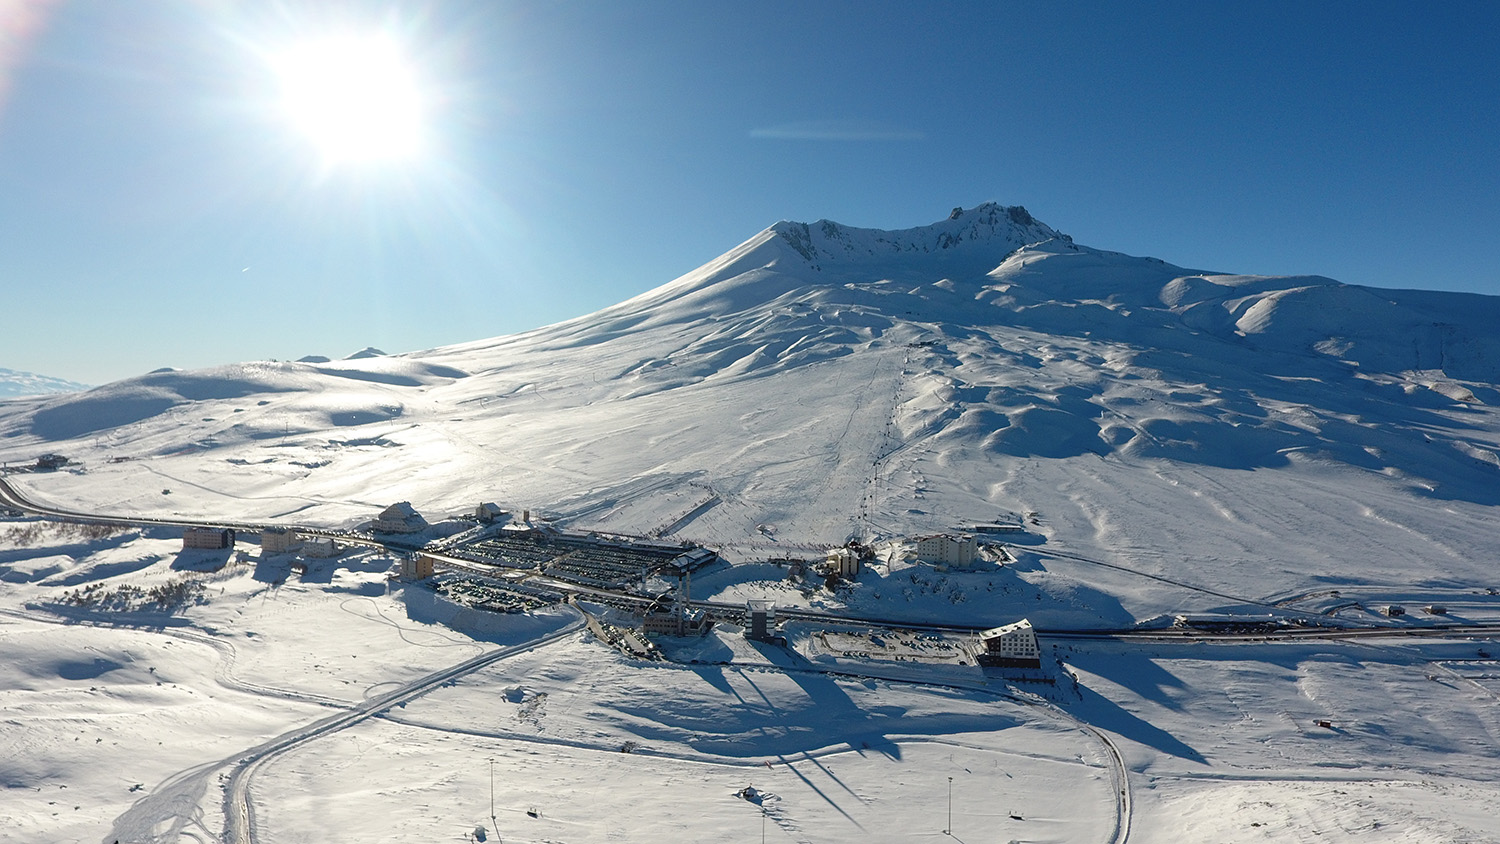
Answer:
[769,202,1069,267]
[0,367,91,400]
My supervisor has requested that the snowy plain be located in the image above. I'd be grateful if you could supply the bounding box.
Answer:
[3,203,1500,842]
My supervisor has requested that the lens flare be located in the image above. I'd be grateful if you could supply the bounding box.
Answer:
[272,33,426,165]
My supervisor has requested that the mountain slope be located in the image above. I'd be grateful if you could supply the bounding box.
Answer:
[1,203,1497,621]
[0,367,91,399]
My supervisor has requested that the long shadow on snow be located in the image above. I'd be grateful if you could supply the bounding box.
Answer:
[1064,651,1207,764]
[1067,683,1207,764]
[615,651,1023,762]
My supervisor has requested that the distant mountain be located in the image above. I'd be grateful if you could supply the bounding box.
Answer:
[0,367,90,400]
[1,203,1496,622]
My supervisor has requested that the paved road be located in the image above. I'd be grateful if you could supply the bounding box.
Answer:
[97,611,583,844]
[222,611,583,844]
[7,470,1495,844]
[7,473,1494,645]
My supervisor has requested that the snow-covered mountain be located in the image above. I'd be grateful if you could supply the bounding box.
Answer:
[7,204,1500,844]
[0,366,90,399]
[2,203,1497,621]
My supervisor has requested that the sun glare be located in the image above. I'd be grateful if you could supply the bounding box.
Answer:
[273,34,426,165]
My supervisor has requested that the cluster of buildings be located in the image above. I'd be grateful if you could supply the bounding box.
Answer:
[178,525,339,559]
[261,527,339,559]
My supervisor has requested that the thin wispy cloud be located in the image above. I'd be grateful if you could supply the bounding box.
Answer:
[751,119,924,141]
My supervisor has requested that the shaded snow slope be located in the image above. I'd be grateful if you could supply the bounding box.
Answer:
[1,203,1497,621]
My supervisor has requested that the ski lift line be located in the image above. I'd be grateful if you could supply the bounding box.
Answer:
[1022,545,1279,610]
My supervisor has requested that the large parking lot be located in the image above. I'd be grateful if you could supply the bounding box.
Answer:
[447,529,700,588]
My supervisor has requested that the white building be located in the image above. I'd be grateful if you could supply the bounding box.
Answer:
[825,547,860,578]
[976,619,1042,668]
[373,502,427,534]
[913,534,977,568]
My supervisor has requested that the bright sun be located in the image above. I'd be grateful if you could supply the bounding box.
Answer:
[273,34,427,165]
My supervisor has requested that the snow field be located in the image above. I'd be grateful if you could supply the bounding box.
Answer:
[0,617,326,844]
[255,633,1116,844]
[1064,638,1500,842]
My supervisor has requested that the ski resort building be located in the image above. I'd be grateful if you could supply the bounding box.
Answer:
[372,502,427,534]
[965,522,1025,535]
[913,534,978,568]
[183,527,235,550]
[475,502,506,524]
[825,547,860,578]
[745,600,777,641]
[299,536,339,558]
[260,527,300,554]
[669,547,718,572]
[34,453,68,471]
[976,619,1042,668]
[641,603,711,637]
[399,554,435,581]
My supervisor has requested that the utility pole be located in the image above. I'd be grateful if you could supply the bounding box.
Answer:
[489,758,497,836]
[944,776,952,836]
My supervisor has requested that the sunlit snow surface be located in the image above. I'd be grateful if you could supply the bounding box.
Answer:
[2,204,1499,841]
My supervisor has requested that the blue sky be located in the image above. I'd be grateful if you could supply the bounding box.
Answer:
[2,1,1496,385]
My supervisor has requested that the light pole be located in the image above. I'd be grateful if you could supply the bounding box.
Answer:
[944,776,952,836]
[489,758,496,834]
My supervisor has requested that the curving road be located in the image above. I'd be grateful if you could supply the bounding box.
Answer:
[94,611,583,844]
[220,611,583,844]
[12,470,1497,844]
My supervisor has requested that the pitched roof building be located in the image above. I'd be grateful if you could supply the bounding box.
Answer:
[373,502,427,534]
